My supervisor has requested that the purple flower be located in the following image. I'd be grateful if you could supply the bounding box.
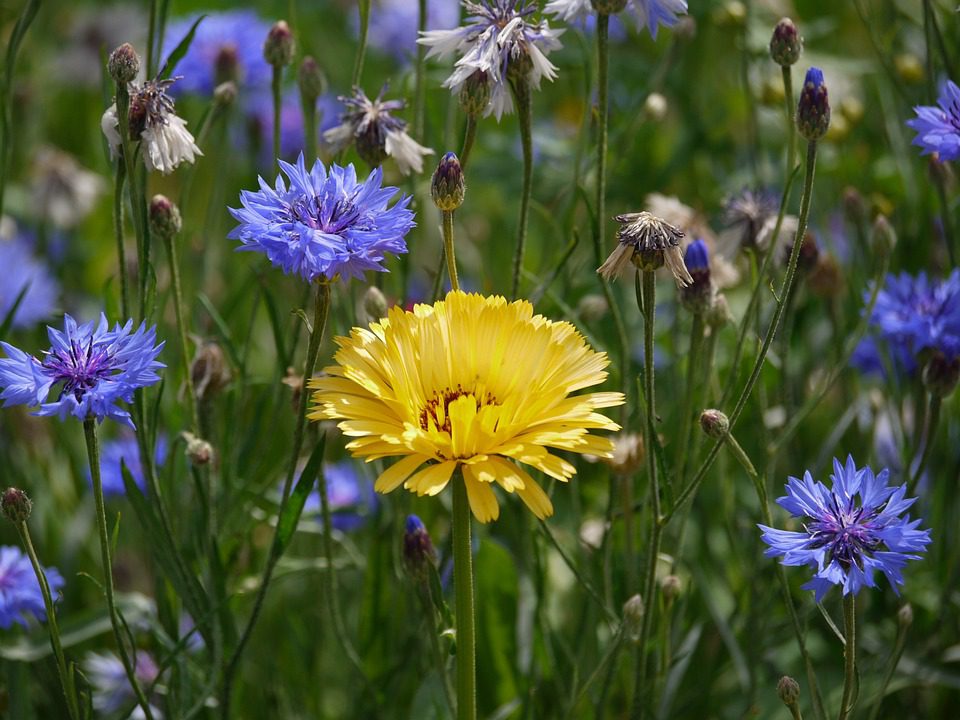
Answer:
[0,546,65,629]
[0,235,59,329]
[871,270,960,360]
[0,315,164,427]
[300,461,377,531]
[419,1,564,121]
[545,0,687,40]
[360,0,462,62]
[161,10,272,96]
[228,154,415,282]
[907,79,960,161]
[91,433,168,497]
[85,651,162,719]
[759,456,931,602]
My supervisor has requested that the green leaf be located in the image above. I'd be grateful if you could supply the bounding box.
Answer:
[274,434,326,556]
[159,15,206,80]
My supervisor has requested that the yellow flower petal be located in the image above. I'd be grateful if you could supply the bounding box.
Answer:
[405,461,457,496]
[464,476,500,523]
[375,454,430,493]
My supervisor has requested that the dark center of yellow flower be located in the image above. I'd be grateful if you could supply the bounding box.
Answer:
[418,385,497,434]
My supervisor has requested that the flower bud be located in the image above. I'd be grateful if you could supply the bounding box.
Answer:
[897,603,914,629]
[108,43,141,85]
[842,187,865,223]
[591,0,628,14]
[769,18,802,67]
[363,286,388,322]
[214,45,240,85]
[1,487,32,524]
[661,574,682,602]
[263,20,295,68]
[431,152,465,211]
[922,350,960,398]
[214,81,238,108]
[298,56,327,103]
[403,515,436,580]
[680,239,712,314]
[871,214,897,261]
[459,70,490,118]
[192,341,231,401]
[577,294,608,323]
[182,433,214,466]
[776,676,801,707]
[796,67,830,142]
[149,194,182,241]
[706,293,733,329]
[699,409,730,439]
[623,594,645,643]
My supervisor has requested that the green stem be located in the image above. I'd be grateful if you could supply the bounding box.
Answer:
[146,0,157,78]
[674,312,704,491]
[271,65,282,171]
[909,394,940,493]
[452,474,476,720]
[933,169,957,267]
[460,115,478,171]
[84,419,156,720]
[352,0,370,87]
[163,233,200,433]
[221,281,331,715]
[837,594,857,720]
[866,613,909,720]
[510,75,533,299]
[115,82,150,322]
[414,0,428,141]
[789,702,805,720]
[630,270,662,720]
[113,160,129,320]
[782,65,795,173]
[443,210,460,292]
[15,522,80,720]
[302,94,318,163]
[668,141,819,523]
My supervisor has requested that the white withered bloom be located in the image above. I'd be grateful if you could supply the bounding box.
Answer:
[31,147,105,228]
[418,1,564,121]
[101,77,202,175]
[322,86,433,175]
[598,211,693,287]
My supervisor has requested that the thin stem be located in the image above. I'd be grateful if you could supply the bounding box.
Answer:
[302,95,318,163]
[443,210,460,292]
[674,312,704,490]
[271,64,282,171]
[866,613,909,720]
[84,418,156,720]
[909,394,941,493]
[782,65,796,173]
[460,115,478,171]
[452,473,476,720]
[414,0,428,141]
[838,594,858,720]
[352,0,370,87]
[113,159,130,320]
[115,81,150,322]
[631,270,662,720]
[418,582,455,714]
[146,0,157,78]
[510,75,533,299]
[933,169,957,267]
[15,522,80,720]
[221,281,331,715]
[163,233,200,433]
[789,702,805,720]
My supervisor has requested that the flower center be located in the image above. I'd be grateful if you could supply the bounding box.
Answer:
[291,193,366,236]
[807,496,884,568]
[43,339,116,402]
[418,385,498,435]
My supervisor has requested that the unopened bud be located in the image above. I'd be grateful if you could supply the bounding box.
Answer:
[214,45,239,85]
[577,294,608,323]
[183,433,214,466]
[674,16,697,41]
[431,152,465,211]
[264,20,295,68]
[699,409,730,439]
[363,286,388,322]
[842,187,865,223]
[706,293,733,329]
[922,350,960,398]
[661,574,682,602]
[298,56,327,103]
[897,603,914,629]
[214,81,238,107]
[643,93,668,122]
[871,215,897,260]
[591,0,628,13]
[1,488,32,524]
[459,71,490,118]
[149,195,182,240]
[776,676,801,707]
[769,18,802,67]
[796,67,830,142]
[191,341,231,401]
[623,594,644,643]
[403,515,436,580]
[108,43,141,85]
[680,239,712,314]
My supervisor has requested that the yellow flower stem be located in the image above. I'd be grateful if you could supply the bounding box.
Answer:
[15,521,81,720]
[84,418,156,720]
[443,210,460,292]
[837,594,858,720]
[452,472,477,720]
[222,280,331,716]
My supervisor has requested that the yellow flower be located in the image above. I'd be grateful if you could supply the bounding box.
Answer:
[308,291,624,523]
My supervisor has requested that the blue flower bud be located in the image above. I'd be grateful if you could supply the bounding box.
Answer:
[796,67,830,142]
[403,515,436,580]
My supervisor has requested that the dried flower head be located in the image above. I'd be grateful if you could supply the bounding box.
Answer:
[598,211,692,286]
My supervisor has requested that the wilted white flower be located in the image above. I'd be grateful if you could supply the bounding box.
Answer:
[418,1,564,121]
[599,211,693,286]
[31,148,105,228]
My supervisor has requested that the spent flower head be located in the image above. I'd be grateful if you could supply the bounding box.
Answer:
[229,154,415,282]
[418,1,564,121]
[723,187,778,252]
[598,211,692,286]
[323,86,434,175]
[0,545,65,629]
[907,79,960,161]
[546,0,688,39]
[0,314,164,427]
[759,456,932,602]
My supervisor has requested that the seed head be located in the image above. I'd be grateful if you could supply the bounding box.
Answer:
[431,152,465,211]
[897,603,914,629]
[796,67,830,142]
[1,488,32,524]
[769,18,802,67]
[108,43,141,85]
[922,350,960,398]
[661,574,682,602]
[263,20,295,68]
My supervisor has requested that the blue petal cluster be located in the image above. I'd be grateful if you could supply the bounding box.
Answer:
[0,235,59,329]
[161,10,272,96]
[907,79,960,161]
[0,545,65,629]
[361,0,462,62]
[300,461,377,532]
[0,314,165,427]
[228,154,414,282]
[683,238,709,272]
[854,270,960,377]
[92,433,168,497]
[759,456,931,602]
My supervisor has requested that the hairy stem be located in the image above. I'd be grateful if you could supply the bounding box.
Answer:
[452,474,476,720]
[837,594,857,720]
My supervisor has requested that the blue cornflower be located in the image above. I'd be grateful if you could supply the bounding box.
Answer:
[228,154,415,282]
[545,0,687,40]
[870,270,960,361]
[91,433,168,497]
[0,315,164,427]
[683,238,709,273]
[0,545,65,629]
[162,10,272,96]
[299,461,377,532]
[907,79,960,161]
[0,234,59,329]
[419,1,565,121]
[85,651,162,719]
[360,0,462,63]
[759,456,931,602]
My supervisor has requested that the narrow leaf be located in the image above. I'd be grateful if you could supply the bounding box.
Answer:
[274,435,326,555]
[159,15,206,80]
